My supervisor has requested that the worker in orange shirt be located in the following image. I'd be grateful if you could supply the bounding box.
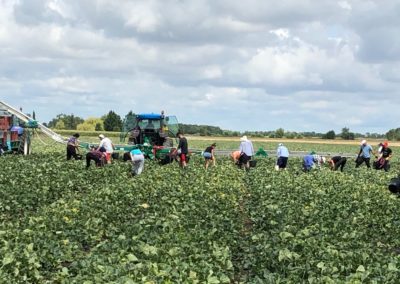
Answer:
[231,151,241,165]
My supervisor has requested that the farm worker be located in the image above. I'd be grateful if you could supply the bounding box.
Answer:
[10,125,24,136]
[98,134,114,164]
[86,147,106,169]
[303,152,325,172]
[328,156,347,172]
[239,136,254,170]
[130,148,145,176]
[203,143,216,170]
[355,140,374,168]
[66,133,81,160]
[231,151,241,165]
[303,154,315,172]
[313,154,326,168]
[276,143,289,170]
[373,141,392,172]
[176,132,188,168]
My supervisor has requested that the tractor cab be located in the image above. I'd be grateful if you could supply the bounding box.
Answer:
[120,112,179,147]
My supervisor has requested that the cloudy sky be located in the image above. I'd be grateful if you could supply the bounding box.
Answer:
[0,0,399,133]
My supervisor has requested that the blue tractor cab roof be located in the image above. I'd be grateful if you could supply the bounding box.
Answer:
[137,114,163,120]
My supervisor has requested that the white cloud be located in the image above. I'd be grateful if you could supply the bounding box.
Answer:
[0,0,399,133]
[270,28,290,40]
[338,1,352,11]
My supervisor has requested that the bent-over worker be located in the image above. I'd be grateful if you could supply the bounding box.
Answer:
[130,148,145,176]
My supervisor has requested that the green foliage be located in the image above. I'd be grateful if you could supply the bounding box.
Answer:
[54,120,66,130]
[103,111,122,132]
[0,153,243,282]
[386,128,400,141]
[323,130,336,140]
[275,128,285,138]
[179,124,224,136]
[77,117,104,132]
[122,111,137,132]
[341,127,355,140]
[2,137,400,282]
[48,114,84,130]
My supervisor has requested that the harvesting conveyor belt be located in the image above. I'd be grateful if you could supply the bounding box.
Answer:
[0,101,66,144]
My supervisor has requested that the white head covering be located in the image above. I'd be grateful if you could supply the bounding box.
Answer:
[240,135,248,142]
[99,134,105,139]
[278,143,283,146]
[361,139,367,145]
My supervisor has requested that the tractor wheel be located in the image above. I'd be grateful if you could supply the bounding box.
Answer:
[163,137,173,147]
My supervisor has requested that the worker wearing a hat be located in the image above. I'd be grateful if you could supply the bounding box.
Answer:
[374,141,392,171]
[356,139,374,168]
[276,143,289,170]
[238,135,254,170]
[98,134,114,164]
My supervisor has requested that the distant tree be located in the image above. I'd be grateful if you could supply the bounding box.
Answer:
[323,130,336,140]
[341,127,355,140]
[103,111,122,132]
[199,127,207,136]
[386,128,400,141]
[275,128,285,138]
[54,120,65,130]
[48,114,84,130]
[77,117,104,131]
[285,132,296,139]
[95,123,103,131]
[123,111,136,131]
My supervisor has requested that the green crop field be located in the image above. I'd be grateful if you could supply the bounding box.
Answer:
[1,136,400,283]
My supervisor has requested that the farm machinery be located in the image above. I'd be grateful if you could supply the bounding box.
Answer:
[0,100,181,161]
[0,101,65,155]
[80,112,181,160]
[116,112,180,160]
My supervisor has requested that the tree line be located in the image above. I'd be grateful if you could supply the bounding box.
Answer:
[42,112,394,139]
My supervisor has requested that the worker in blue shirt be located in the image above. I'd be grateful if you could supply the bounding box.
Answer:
[276,143,289,170]
[303,154,315,172]
[303,152,326,172]
[356,140,374,168]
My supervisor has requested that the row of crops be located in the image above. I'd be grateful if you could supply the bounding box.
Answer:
[1,143,400,282]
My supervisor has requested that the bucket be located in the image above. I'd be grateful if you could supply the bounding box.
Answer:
[249,160,257,168]
[388,177,400,194]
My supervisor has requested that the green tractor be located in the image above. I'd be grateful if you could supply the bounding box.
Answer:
[118,112,180,160]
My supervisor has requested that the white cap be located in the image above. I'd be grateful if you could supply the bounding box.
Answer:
[278,143,283,146]
[240,135,248,142]
[361,139,367,145]
[99,134,105,139]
